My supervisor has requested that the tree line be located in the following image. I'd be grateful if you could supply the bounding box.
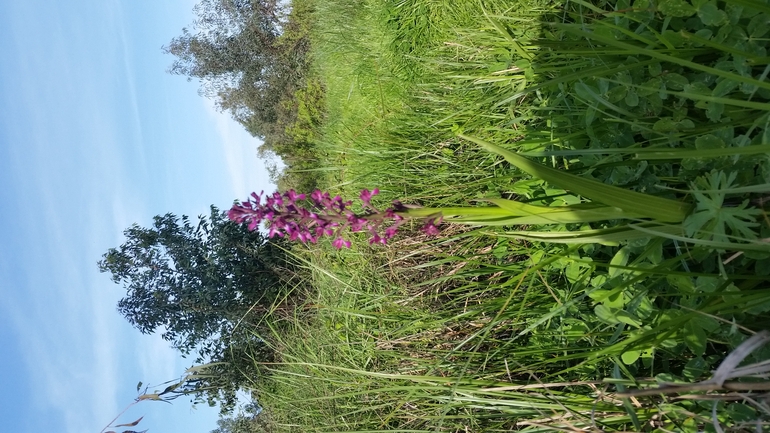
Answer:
[164,0,324,191]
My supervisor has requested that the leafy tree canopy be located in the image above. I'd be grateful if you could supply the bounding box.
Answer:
[99,206,291,410]
[164,0,307,140]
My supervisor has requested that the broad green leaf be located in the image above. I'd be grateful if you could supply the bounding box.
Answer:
[684,320,707,355]
[575,82,636,117]
[609,247,631,279]
[485,198,566,216]
[616,310,643,327]
[683,356,707,380]
[707,101,725,121]
[461,135,692,222]
[631,294,656,319]
[488,199,646,224]
[658,0,697,16]
[589,287,625,308]
[728,403,760,422]
[662,73,689,90]
[625,91,639,106]
[653,118,679,132]
[698,2,728,26]
[748,13,770,38]
[585,104,597,127]
[695,276,721,292]
[695,134,725,149]
[595,304,620,324]
[692,315,720,333]
[649,62,663,77]
[621,349,641,365]
[667,275,696,293]
[712,78,738,97]
[588,288,614,302]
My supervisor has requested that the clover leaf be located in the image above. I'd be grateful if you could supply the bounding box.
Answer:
[683,170,762,244]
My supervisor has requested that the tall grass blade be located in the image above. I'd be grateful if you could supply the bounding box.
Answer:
[460,134,693,222]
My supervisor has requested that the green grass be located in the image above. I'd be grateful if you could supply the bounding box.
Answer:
[243,0,770,431]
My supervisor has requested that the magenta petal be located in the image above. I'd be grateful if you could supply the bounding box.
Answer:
[332,237,350,249]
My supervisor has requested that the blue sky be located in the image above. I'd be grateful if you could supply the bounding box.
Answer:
[0,1,274,432]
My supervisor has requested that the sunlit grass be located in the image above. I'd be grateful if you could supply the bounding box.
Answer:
[243,0,770,430]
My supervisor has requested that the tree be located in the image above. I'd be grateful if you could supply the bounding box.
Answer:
[211,401,270,433]
[163,0,303,140]
[99,206,292,411]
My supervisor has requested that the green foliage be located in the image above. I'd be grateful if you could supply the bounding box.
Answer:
[235,0,770,430]
[153,0,770,429]
[685,170,763,244]
[164,0,315,152]
[283,78,325,145]
[99,206,292,411]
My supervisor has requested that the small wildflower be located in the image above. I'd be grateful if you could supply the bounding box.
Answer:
[229,188,442,248]
[332,237,352,249]
[359,188,379,208]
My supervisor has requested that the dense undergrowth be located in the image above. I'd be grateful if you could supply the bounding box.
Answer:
[239,0,770,431]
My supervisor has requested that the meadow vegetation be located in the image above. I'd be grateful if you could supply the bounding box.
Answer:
[105,0,770,431]
[242,0,770,431]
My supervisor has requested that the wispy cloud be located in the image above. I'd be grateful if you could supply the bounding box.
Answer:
[0,253,122,433]
[203,100,274,199]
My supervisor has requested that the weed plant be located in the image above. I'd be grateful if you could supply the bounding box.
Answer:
[245,0,770,431]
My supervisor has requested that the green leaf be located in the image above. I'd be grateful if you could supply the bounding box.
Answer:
[658,0,697,17]
[684,320,707,355]
[621,349,641,365]
[625,91,639,106]
[692,315,720,332]
[461,135,692,222]
[728,403,759,421]
[695,276,721,293]
[595,304,621,324]
[616,310,643,327]
[698,2,729,26]
[605,290,625,309]
[639,77,663,96]
[653,118,679,132]
[667,275,696,293]
[609,247,631,279]
[498,223,683,245]
[585,104,597,127]
[662,73,689,90]
[136,381,143,392]
[493,201,646,224]
[683,356,707,380]
[706,101,724,121]
[695,134,725,150]
[748,13,770,38]
[649,62,663,77]
[712,78,738,97]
